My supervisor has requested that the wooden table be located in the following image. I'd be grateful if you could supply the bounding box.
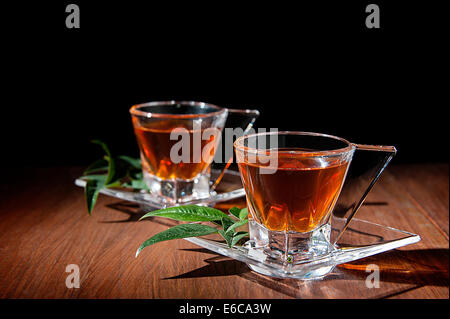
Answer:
[0,164,448,299]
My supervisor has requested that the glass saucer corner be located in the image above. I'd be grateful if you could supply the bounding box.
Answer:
[75,169,245,210]
[184,217,421,280]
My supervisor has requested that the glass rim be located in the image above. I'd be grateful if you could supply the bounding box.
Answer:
[129,100,227,119]
[234,131,356,157]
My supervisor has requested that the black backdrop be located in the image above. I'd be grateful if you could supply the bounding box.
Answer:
[2,1,448,169]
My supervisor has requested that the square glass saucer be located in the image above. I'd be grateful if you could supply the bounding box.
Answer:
[184,218,421,279]
[75,169,245,209]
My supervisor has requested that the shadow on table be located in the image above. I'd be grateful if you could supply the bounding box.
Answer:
[337,248,449,285]
[162,247,448,298]
[164,251,250,279]
[98,201,144,222]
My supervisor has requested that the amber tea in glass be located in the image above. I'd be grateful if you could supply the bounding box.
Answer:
[235,132,356,263]
[133,120,219,181]
[130,101,228,204]
[130,101,259,205]
[238,152,350,233]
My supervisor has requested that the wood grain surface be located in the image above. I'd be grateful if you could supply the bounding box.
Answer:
[0,164,448,299]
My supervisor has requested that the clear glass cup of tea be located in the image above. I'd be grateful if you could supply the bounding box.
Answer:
[130,101,259,206]
[234,131,396,276]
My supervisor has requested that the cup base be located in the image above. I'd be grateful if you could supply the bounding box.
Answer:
[244,221,336,279]
[248,220,334,265]
[143,171,211,205]
[246,262,336,280]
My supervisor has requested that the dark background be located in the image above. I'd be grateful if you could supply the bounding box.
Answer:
[2,0,448,169]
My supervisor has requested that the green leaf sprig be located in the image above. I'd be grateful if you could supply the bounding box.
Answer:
[81,141,250,250]
[136,205,249,256]
[81,140,148,214]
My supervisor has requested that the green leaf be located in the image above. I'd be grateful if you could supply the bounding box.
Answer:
[122,179,149,190]
[231,231,249,247]
[135,223,218,257]
[104,180,122,188]
[130,170,143,180]
[91,140,116,185]
[84,177,105,215]
[225,219,248,234]
[218,229,233,248]
[139,205,233,223]
[105,158,116,185]
[83,158,109,175]
[239,207,248,220]
[229,207,241,219]
[105,156,131,187]
[221,216,235,232]
[118,155,142,170]
[91,139,111,157]
[134,205,250,254]
[82,141,146,215]
[80,174,109,182]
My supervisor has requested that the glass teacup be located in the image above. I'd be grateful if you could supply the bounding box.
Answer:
[130,101,259,205]
[234,131,396,274]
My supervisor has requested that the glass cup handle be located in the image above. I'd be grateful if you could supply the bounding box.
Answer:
[209,108,260,191]
[331,143,397,245]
